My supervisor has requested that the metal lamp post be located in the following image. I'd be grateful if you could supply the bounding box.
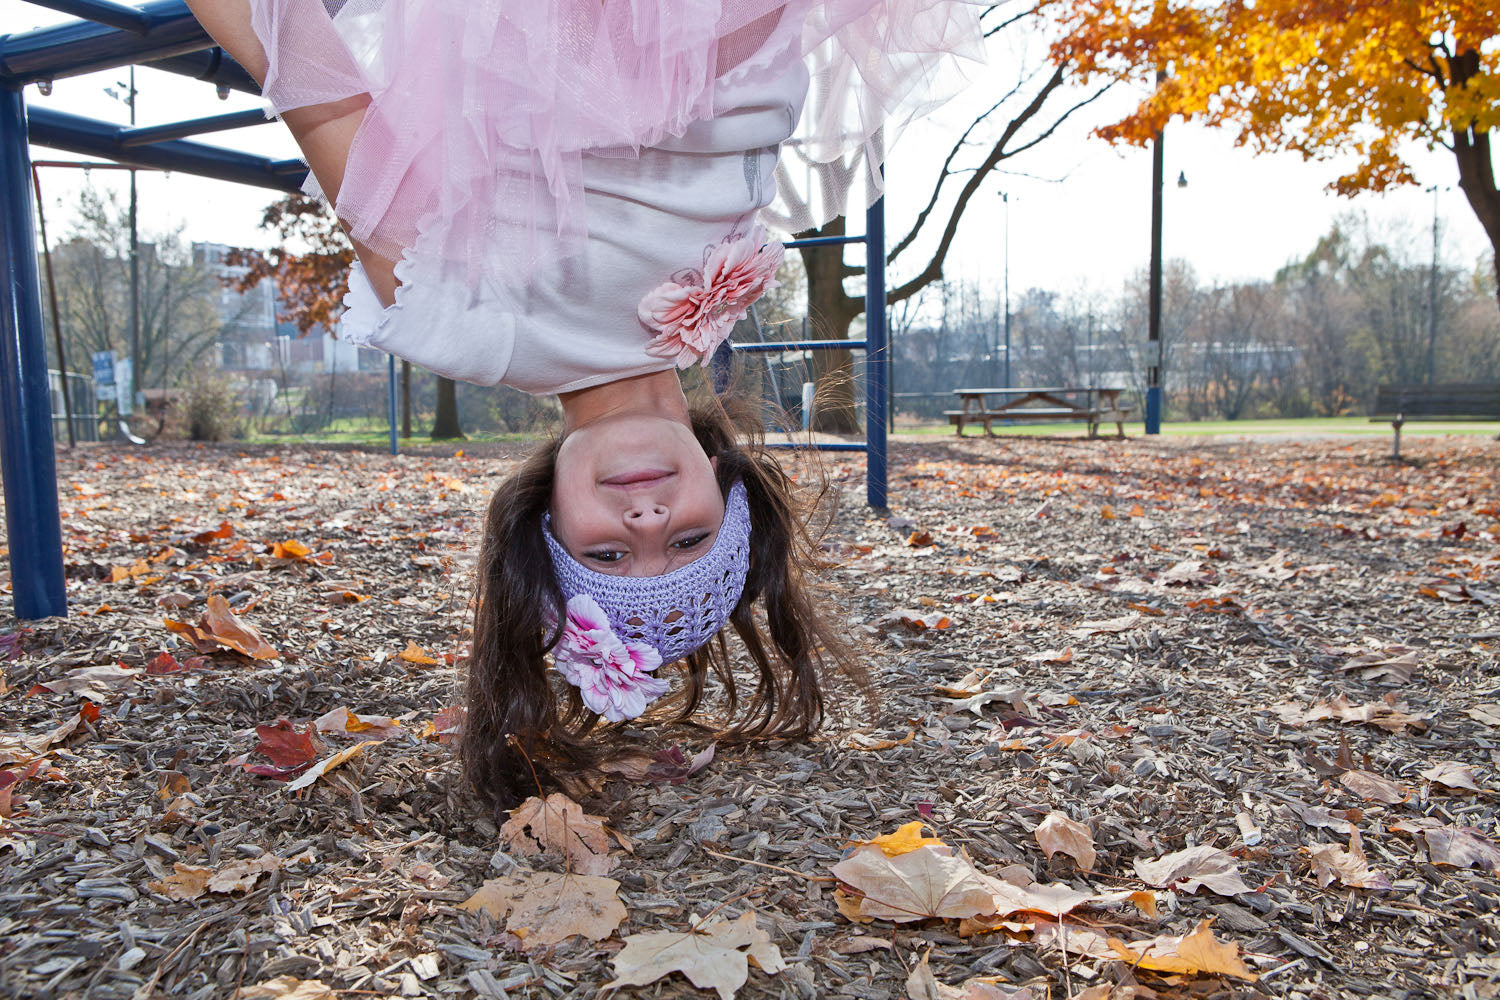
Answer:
[999,190,1011,390]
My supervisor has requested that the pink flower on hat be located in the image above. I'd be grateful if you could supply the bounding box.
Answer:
[639,227,784,368]
[553,595,669,723]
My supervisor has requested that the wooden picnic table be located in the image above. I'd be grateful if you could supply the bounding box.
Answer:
[947,386,1133,438]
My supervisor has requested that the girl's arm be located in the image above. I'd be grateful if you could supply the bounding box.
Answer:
[183,0,399,304]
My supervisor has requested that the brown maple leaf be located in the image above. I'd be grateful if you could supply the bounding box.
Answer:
[500,793,615,875]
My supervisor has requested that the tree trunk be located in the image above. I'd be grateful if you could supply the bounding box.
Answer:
[431,375,465,439]
[797,217,865,434]
[1449,49,1500,310]
[400,360,412,438]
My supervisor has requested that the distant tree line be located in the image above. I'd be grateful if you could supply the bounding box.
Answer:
[885,216,1500,422]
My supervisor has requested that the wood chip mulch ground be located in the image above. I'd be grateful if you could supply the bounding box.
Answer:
[2,433,1498,1000]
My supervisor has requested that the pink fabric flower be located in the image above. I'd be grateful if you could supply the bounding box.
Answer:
[639,227,784,368]
[552,595,669,723]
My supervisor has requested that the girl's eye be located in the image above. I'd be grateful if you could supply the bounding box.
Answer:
[586,550,625,563]
[673,534,710,550]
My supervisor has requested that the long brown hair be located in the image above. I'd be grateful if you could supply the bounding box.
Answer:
[462,396,862,815]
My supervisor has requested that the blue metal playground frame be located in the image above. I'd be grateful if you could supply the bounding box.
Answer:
[0,0,889,621]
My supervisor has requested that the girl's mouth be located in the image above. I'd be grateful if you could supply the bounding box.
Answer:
[600,469,675,487]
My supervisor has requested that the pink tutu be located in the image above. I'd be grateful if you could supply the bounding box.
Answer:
[250,0,984,275]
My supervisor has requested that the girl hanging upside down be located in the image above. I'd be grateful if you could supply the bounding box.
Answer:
[184,0,984,813]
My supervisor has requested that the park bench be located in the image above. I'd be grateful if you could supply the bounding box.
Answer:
[1371,382,1500,459]
[947,387,1134,439]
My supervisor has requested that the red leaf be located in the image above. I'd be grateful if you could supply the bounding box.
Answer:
[192,521,234,545]
[245,720,323,780]
[146,652,182,675]
[145,652,209,675]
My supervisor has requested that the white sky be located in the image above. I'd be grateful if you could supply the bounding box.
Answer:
[5,3,1490,310]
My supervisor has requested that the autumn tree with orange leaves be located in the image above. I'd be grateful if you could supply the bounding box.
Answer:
[228,195,462,439]
[1037,0,1500,304]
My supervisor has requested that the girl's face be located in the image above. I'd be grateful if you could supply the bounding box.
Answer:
[550,413,725,577]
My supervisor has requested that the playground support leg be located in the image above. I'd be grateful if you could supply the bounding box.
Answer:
[864,196,887,510]
[386,354,398,456]
[0,86,67,619]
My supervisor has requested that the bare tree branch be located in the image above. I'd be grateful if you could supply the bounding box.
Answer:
[889,62,1073,304]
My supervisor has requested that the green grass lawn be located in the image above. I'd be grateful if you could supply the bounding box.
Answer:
[897,416,1500,438]
[241,418,538,447]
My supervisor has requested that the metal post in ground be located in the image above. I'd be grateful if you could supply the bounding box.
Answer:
[1145,119,1165,435]
[387,354,398,455]
[0,85,68,618]
[864,195,887,510]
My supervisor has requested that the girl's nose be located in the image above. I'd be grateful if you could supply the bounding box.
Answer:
[626,503,668,523]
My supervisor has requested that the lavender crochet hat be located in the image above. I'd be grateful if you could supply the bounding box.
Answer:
[544,480,752,665]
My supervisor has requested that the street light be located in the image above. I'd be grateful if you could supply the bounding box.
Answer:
[1002,189,1014,392]
[1145,146,1186,433]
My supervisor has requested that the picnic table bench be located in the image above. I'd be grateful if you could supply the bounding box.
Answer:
[1372,382,1500,459]
[947,387,1134,439]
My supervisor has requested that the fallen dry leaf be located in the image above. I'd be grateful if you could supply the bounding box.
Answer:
[398,641,440,665]
[165,594,278,659]
[1337,649,1419,684]
[458,871,624,948]
[1068,613,1141,639]
[1304,829,1392,890]
[606,910,785,1000]
[934,667,995,698]
[1420,826,1500,872]
[238,976,334,999]
[832,844,998,923]
[285,741,378,792]
[846,730,916,751]
[1271,694,1430,733]
[645,742,717,784]
[148,854,281,900]
[312,707,403,740]
[243,720,324,780]
[944,687,1029,717]
[1420,761,1486,793]
[29,664,140,699]
[1034,811,1096,870]
[1133,845,1250,896]
[886,609,953,632]
[500,792,615,876]
[851,821,946,858]
[1108,919,1258,980]
[1465,704,1500,727]
[906,950,1035,999]
[1339,769,1409,804]
[147,863,212,901]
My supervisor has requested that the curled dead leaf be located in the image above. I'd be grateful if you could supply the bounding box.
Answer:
[1108,919,1257,980]
[1034,811,1096,870]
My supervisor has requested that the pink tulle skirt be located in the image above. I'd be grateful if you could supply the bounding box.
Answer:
[249,0,984,284]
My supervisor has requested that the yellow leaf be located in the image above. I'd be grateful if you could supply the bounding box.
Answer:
[399,641,440,665]
[1108,920,1257,980]
[272,539,311,559]
[855,821,946,858]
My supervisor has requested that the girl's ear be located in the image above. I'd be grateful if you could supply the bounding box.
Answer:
[711,456,719,472]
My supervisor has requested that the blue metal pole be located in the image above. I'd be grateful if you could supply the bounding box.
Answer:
[864,196,887,510]
[0,86,67,618]
[28,107,306,192]
[386,354,398,456]
[0,0,206,85]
